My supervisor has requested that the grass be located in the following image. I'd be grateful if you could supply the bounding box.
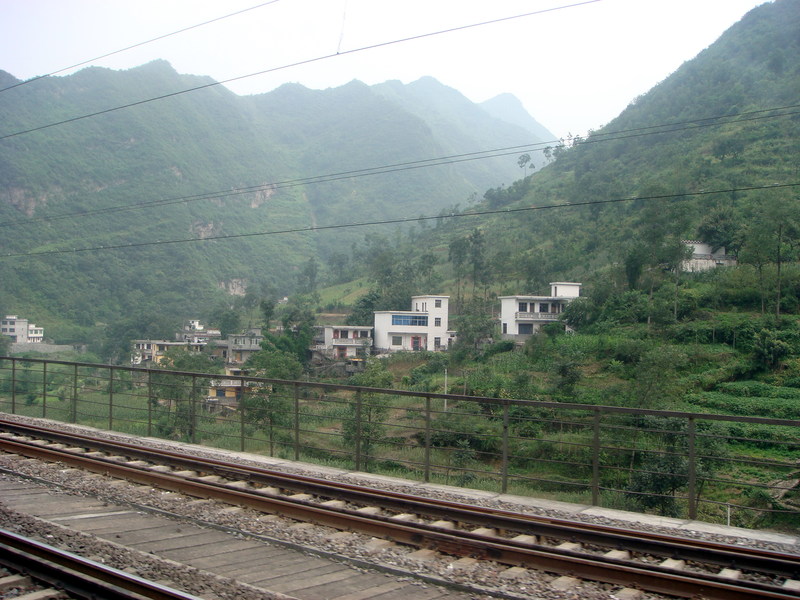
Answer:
[0,366,798,530]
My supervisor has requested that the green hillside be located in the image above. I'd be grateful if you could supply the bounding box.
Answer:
[0,62,549,348]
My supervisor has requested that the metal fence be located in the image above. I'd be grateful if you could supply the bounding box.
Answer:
[1,356,798,528]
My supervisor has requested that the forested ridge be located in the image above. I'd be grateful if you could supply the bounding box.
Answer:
[1,0,799,367]
[0,62,549,347]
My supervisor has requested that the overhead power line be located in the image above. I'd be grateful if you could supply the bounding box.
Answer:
[0,1,283,94]
[2,183,797,259]
[0,0,600,141]
[2,102,798,231]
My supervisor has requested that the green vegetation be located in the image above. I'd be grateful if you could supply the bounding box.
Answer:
[1,0,799,526]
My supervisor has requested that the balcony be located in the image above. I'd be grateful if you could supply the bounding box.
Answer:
[515,312,559,321]
[331,337,372,346]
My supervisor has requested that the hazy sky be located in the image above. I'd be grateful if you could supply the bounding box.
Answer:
[0,0,769,138]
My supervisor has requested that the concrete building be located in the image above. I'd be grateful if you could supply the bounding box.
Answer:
[1,315,44,344]
[314,325,373,359]
[209,331,264,364]
[131,339,206,365]
[373,295,454,353]
[681,240,737,272]
[499,282,582,341]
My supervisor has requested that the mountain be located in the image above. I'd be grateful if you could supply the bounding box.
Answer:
[0,62,548,346]
[479,93,554,144]
[419,0,800,297]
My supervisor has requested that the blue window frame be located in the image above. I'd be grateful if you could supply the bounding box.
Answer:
[391,314,428,326]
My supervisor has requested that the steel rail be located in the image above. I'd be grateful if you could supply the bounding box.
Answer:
[0,528,204,600]
[1,417,797,577]
[1,421,799,600]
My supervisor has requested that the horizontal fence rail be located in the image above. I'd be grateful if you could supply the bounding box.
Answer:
[1,356,798,527]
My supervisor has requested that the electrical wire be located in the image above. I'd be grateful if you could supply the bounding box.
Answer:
[0,1,283,94]
[0,0,601,141]
[2,102,797,230]
[2,182,797,259]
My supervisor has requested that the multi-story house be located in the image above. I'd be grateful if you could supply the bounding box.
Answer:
[499,282,581,341]
[131,339,206,365]
[210,330,264,364]
[373,295,454,353]
[205,367,253,412]
[1,315,44,344]
[313,326,373,359]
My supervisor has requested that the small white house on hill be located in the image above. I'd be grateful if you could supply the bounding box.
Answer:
[314,325,373,359]
[373,295,454,352]
[499,282,581,341]
[681,240,737,272]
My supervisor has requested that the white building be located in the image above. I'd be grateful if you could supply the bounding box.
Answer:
[681,240,737,272]
[1,315,44,344]
[499,282,581,341]
[314,325,373,359]
[373,295,454,352]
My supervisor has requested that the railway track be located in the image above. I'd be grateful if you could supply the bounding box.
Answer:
[0,527,204,600]
[1,417,799,600]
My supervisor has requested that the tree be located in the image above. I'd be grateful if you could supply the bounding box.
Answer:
[259,298,276,331]
[467,228,490,296]
[210,307,242,338]
[752,329,791,371]
[245,347,303,379]
[517,153,532,177]
[0,334,10,356]
[450,297,495,359]
[151,348,220,441]
[240,388,292,455]
[297,257,318,294]
[343,359,393,469]
[697,206,742,254]
[448,236,470,309]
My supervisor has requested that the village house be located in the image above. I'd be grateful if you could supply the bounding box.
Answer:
[131,339,206,365]
[209,330,264,364]
[499,282,582,342]
[313,325,373,360]
[205,367,253,412]
[681,240,737,272]
[132,320,256,366]
[373,295,455,353]
[1,315,44,344]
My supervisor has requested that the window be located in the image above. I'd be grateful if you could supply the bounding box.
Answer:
[518,302,528,312]
[519,324,534,334]
[502,323,507,334]
[434,337,441,347]
[391,314,428,326]
[540,303,549,313]
[391,336,402,346]
[434,317,441,327]
[434,299,442,308]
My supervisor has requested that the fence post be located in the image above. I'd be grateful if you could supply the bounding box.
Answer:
[354,390,363,471]
[687,417,697,520]
[592,409,601,506]
[71,363,78,423]
[108,366,114,430]
[240,386,246,453]
[293,383,300,461]
[501,400,510,494]
[424,395,431,483]
[11,358,16,414]
[147,370,153,437]
[42,361,47,418]
[190,375,197,444]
